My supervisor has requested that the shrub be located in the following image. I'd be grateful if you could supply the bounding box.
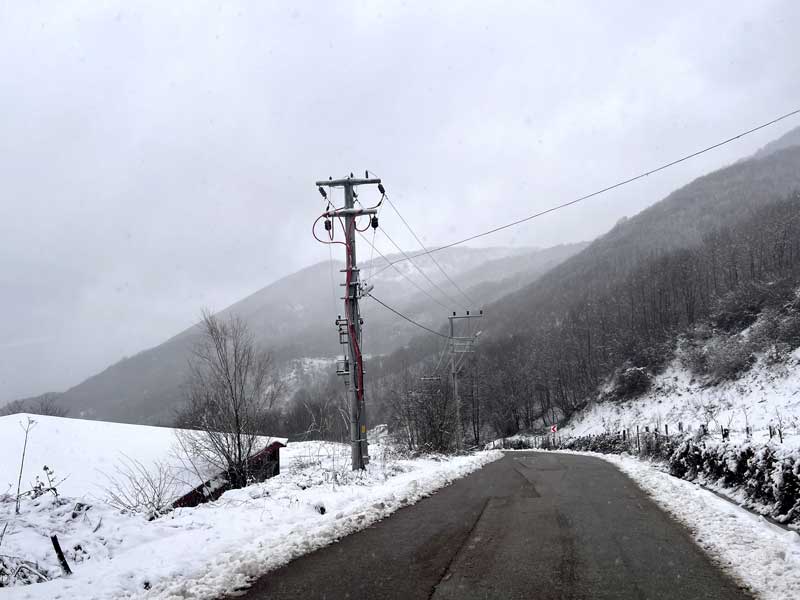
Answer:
[744,446,777,504]
[679,340,708,376]
[612,367,652,398]
[670,439,704,479]
[777,309,800,349]
[772,457,800,520]
[705,336,755,381]
[667,441,800,524]
[564,433,632,454]
[710,282,770,331]
[102,455,179,519]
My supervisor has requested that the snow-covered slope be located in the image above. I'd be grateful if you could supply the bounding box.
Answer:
[563,347,800,446]
[0,414,286,499]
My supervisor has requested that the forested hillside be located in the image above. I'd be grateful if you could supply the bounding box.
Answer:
[475,146,800,436]
[356,141,800,449]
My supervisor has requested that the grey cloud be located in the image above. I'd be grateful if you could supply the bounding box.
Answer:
[2,0,799,399]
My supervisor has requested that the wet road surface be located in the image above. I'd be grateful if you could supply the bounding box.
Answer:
[236,451,752,600]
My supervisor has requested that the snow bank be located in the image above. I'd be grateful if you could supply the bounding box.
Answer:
[1,438,501,599]
[567,450,800,600]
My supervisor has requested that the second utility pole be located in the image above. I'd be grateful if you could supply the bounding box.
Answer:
[449,311,483,452]
[317,174,381,470]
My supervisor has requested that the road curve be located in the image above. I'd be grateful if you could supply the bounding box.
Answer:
[235,451,753,600]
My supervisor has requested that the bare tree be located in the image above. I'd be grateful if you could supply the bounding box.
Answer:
[0,399,26,417]
[0,394,68,418]
[740,401,751,437]
[774,408,785,443]
[176,310,283,489]
[33,394,69,417]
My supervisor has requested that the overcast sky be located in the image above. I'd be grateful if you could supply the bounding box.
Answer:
[1,0,799,401]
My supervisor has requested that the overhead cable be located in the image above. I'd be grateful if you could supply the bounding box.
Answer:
[367,293,451,339]
[370,107,800,278]
[378,226,464,309]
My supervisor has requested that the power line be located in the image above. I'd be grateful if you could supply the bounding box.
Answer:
[433,339,449,372]
[377,226,464,309]
[356,230,450,310]
[381,193,477,307]
[368,293,451,339]
[371,107,800,278]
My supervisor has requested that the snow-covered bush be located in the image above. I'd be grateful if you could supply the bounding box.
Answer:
[669,439,704,479]
[612,367,652,398]
[710,282,769,331]
[564,433,630,454]
[743,445,775,504]
[102,455,179,519]
[491,437,537,450]
[638,433,682,461]
[0,555,50,588]
[772,456,800,519]
[777,305,800,350]
[669,440,800,524]
[678,339,708,376]
[704,336,756,381]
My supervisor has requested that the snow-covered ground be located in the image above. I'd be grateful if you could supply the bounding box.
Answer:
[563,347,800,447]
[0,414,286,499]
[1,417,501,599]
[562,451,800,600]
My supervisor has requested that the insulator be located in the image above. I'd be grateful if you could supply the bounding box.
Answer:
[371,216,379,229]
[377,183,385,195]
[324,219,332,231]
[318,186,327,199]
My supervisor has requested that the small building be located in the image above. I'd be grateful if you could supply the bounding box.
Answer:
[172,440,286,509]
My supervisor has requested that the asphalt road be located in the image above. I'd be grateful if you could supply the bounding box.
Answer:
[237,452,753,600]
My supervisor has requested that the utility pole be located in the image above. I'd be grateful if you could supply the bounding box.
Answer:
[316,174,381,470]
[448,311,483,452]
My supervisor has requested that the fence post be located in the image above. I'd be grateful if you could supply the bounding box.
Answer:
[665,424,669,436]
[636,425,640,453]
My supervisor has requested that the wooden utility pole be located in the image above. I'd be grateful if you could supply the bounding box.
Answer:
[316,175,381,470]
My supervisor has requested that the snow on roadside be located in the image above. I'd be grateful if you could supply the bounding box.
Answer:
[2,442,502,600]
[563,450,800,600]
